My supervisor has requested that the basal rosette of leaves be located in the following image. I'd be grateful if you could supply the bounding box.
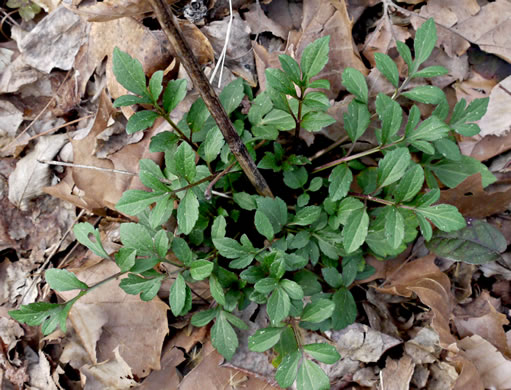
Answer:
[10,18,505,390]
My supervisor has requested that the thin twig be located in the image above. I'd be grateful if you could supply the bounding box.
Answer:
[148,0,273,198]
[204,160,236,200]
[26,115,94,143]
[38,160,137,176]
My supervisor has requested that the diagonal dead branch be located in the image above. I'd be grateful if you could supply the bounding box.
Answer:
[148,0,273,198]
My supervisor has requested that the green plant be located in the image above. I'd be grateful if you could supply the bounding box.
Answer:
[6,0,41,21]
[10,18,500,389]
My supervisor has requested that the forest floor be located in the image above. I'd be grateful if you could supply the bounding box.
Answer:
[2,0,511,389]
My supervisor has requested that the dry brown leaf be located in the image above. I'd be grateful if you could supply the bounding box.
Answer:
[288,0,368,100]
[65,0,152,22]
[138,346,184,389]
[80,347,138,389]
[449,353,484,390]
[405,327,442,364]
[451,0,511,63]
[428,361,459,390]
[244,3,288,40]
[0,99,23,139]
[179,341,279,390]
[454,291,510,358]
[0,49,43,94]
[7,134,68,210]
[15,6,88,74]
[376,255,456,347]
[201,11,256,86]
[27,350,58,390]
[330,323,401,363]
[71,13,212,103]
[0,157,75,267]
[458,335,511,390]
[263,0,302,33]
[380,355,415,390]
[58,260,168,378]
[479,75,511,137]
[439,173,511,219]
[362,18,410,67]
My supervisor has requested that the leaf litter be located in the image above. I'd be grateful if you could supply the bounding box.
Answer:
[2,0,511,388]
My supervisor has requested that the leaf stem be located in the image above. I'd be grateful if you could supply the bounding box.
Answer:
[149,0,273,198]
[313,137,404,173]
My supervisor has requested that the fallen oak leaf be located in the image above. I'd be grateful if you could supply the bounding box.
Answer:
[439,173,511,219]
[375,255,456,347]
[457,334,511,390]
[454,290,510,358]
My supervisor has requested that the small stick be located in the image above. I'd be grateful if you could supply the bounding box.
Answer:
[148,0,274,198]
[38,159,137,176]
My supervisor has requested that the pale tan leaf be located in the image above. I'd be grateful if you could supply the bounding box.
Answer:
[451,0,511,63]
[458,335,511,390]
[28,351,58,390]
[381,355,415,390]
[80,347,138,390]
[58,260,168,378]
[479,75,511,137]
[64,0,152,22]
[331,323,401,363]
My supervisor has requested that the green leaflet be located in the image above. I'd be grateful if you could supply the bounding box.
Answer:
[45,269,88,292]
[374,52,399,87]
[211,311,238,360]
[300,36,330,79]
[342,68,368,104]
[296,359,330,390]
[177,190,199,235]
[377,148,411,188]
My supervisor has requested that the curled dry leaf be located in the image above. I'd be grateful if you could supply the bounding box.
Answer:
[458,334,511,390]
[405,327,442,364]
[0,99,23,139]
[58,260,168,378]
[201,11,256,86]
[80,347,138,390]
[439,173,511,219]
[376,255,456,347]
[454,290,510,358]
